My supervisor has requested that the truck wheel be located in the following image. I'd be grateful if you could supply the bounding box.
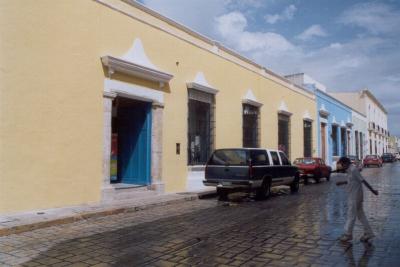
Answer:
[256,179,271,200]
[290,175,300,193]
[217,188,229,201]
[303,176,309,185]
[314,177,321,183]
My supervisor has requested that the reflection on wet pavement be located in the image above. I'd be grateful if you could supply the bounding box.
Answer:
[1,163,400,266]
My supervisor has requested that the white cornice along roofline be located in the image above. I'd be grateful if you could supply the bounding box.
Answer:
[187,72,219,94]
[361,89,387,114]
[95,0,315,100]
[242,89,263,107]
[101,38,173,87]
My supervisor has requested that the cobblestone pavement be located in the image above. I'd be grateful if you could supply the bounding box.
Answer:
[1,163,400,267]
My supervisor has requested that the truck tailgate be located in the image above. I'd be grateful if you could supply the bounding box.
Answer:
[205,165,249,181]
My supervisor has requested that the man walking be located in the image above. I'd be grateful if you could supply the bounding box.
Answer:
[336,156,378,242]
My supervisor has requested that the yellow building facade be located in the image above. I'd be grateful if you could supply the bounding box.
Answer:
[0,0,317,213]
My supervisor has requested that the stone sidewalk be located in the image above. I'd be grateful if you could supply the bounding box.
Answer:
[0,189,216,237]
[1,163,400,266]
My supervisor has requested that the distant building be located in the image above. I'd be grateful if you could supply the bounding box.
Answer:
[330,90,388,155]
[285,73,354,167]
[388,136,399,153]
[349,110,368,160]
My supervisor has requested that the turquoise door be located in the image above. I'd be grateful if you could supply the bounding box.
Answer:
[117,101,152,185]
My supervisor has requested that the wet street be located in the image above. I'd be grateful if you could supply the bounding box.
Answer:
[1,163,400,267]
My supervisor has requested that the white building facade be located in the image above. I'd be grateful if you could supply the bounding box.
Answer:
[331,90,388,156]
[388,136,399,153]
[351,110,368,160]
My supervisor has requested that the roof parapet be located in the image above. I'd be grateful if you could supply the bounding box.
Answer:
[99,0,315,99]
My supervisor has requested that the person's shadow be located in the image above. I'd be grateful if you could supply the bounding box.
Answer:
[344,242,375,267]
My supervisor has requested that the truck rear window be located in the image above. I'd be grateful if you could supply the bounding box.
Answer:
[208,150,248,166]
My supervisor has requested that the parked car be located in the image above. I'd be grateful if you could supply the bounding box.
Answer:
[363,155,383,167]
[382,153,395,163]
[346,155,363,171]
[203,148,300,200]
[293,157,331,184]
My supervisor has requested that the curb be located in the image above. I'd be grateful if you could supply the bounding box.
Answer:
[197,190,217,199]
[178,189,217,199]
[0,195,199,237]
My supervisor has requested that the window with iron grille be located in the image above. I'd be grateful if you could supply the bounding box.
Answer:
[355,130,359,159]
[242,104,260,148]
[360,132,364,159]
[341,128,347,156]
[278,114,291,158]
[303,120,312,157]
[187,89,215,165]
[332,125,338,156]
[370,139,372,154]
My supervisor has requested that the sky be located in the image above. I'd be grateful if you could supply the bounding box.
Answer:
[137,0,400,137]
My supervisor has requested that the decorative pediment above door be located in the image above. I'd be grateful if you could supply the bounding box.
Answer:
[101,38,173,87]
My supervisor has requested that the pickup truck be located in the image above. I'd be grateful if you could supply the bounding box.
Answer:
[203,148,300,200]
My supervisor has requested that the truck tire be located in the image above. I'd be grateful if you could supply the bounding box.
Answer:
[217,188,229,201]
[256,178,271,200]
[290,174,300,193]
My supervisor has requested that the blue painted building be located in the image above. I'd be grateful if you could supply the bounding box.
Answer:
[285,73,353,167]
[315,90,353,166]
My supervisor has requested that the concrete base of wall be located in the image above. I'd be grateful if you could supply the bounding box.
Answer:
[148,182,165,193]
[186,170,208,192]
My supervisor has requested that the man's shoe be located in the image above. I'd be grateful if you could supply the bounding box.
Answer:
[339,234,353,242]
[360,233,375,242]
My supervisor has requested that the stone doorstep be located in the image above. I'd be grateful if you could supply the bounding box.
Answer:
[0,190,215,237]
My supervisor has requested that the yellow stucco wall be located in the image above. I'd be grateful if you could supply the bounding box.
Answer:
[0,0,317,213]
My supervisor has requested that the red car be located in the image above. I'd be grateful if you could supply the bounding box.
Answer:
[293,157,332,184]
[363,155,383,168]
[346,155,363,171]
